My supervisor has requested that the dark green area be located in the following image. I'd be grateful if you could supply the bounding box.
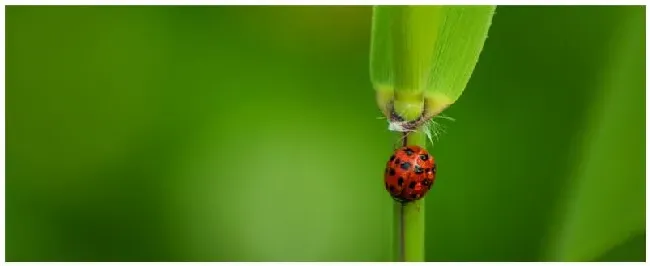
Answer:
[6,5,645,262]
[595,233,646,262]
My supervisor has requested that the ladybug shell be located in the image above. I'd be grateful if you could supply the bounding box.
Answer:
[384,145,436,203]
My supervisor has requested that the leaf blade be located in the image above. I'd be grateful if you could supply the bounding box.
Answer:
[370,6,496,119]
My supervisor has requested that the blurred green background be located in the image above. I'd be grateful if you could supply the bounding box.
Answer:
[6,5,645,262]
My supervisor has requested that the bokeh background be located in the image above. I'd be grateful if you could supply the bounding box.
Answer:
[6,5,646,262]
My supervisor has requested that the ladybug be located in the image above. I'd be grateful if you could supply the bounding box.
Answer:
[384,145,436,203]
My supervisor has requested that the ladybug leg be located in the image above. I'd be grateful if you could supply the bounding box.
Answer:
[402,132,409,147]
[393,132,409,149]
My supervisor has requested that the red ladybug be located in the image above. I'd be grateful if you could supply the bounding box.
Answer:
[384,145,436,203]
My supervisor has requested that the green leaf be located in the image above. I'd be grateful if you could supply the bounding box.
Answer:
[370,6,496,120]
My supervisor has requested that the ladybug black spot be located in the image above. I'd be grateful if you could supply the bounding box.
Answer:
[422,179,431,187]
[414,165,424,174]
[389,168,396,176]
[404,148,414,156]
[390,155,395,161]
[419,154,429,161]
[400,162,411,170]
[397,177,404,186]
[409,181,416,189]
[389,185,396,192]
[432,164,437,174]
[394,158,401,165]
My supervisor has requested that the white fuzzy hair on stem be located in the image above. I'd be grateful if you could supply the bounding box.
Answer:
[383,113,455,147]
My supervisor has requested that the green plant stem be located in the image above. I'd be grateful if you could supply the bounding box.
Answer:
[393,130,426,262]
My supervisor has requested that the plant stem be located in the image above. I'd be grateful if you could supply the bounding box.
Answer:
[394,130,426,262]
